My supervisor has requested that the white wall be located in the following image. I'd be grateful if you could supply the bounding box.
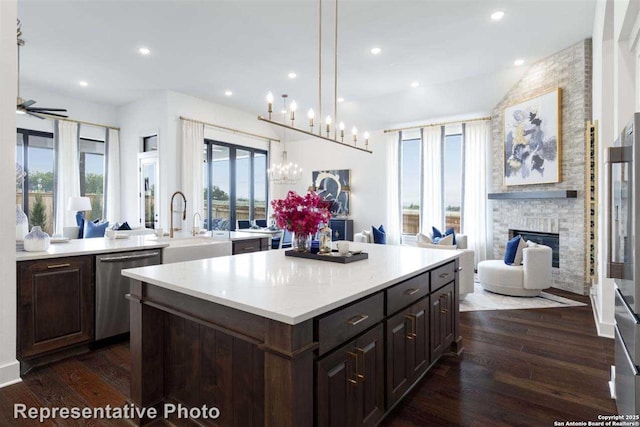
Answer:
[270,111,492,243]
[17,83,118,140]
[118,90,279,231]
[117,91,169,227]
[0,0,21,388]
[592,0,640,338]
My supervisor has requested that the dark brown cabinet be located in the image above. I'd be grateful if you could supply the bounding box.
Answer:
[17,256,94,361]
[317,324,384,427]
[386,297,429,407]
[232,237,269,255]
[430,281,455,361]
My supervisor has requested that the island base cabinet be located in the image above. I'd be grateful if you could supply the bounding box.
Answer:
[317,324,384,427]
[386,297,430,408]
[17,256,94,362]
[430,282,455,361]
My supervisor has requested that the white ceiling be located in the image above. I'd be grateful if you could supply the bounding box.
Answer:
[18,0,595,131]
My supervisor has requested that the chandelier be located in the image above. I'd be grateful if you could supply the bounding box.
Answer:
[267,95,303,185]
[258,0,371,154]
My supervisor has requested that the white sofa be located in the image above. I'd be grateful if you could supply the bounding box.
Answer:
[477,244,552,297]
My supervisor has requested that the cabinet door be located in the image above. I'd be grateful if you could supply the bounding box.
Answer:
[408,297,430,378]
[354,324,384,427]
[18,256,94,359]
[440,282,455,349]
[317,341,358,427]
[430,292,444,361]
[317,324,384,427]
[386,308,411,407]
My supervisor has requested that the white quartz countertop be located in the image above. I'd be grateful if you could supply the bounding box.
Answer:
[122,243,461,325]
[15,231,273,261]
[16,236,169,261]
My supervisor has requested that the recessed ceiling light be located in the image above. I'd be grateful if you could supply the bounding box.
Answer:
[370,47,381,55]
[224,90,233,96]
[410,81,420,88]
[514,59,525,66]
[491,11,505,21]
[288,72,297,79]
[338,97,345,103]
[79,81,88,87]
[138,47,151,55]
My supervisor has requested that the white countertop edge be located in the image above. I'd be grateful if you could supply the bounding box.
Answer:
[16,242,169,261]
[122,250,461,325]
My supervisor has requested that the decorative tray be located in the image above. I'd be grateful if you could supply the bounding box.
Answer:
[285,249,368,264]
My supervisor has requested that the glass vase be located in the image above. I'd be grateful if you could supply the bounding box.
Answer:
[292,232,312,252]
[16,204,29,241]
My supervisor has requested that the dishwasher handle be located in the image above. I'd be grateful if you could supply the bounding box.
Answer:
[98,252,160,263]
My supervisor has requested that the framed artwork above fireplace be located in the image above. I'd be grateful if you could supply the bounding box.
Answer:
[503,88,562,186]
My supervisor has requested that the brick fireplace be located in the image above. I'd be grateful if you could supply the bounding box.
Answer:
[489,39,591,295]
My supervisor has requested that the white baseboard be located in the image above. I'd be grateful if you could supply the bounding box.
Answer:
[0,360,21,389]
[590,294,615,339]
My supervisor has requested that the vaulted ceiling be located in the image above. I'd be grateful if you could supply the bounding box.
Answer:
[18,0,595,130]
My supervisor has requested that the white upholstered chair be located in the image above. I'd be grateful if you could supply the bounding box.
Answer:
[477,244,552,297]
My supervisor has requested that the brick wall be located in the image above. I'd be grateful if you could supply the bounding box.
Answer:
[490,39,592,295]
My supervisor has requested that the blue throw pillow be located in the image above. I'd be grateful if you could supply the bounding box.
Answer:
[432,226,456,245]
[372,224,387,244]
[84,220,109,239]
[504,235,522,265]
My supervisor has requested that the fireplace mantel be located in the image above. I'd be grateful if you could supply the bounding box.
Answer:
[488,190,578,200]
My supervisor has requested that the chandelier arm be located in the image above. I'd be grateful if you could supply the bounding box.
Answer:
[318,0,322,136]
[334,0,338,138]
[258,115,372,154]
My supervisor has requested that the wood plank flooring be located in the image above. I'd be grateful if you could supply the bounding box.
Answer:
[0,289,615,426]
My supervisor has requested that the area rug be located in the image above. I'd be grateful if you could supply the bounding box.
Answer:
[460,282,587,312]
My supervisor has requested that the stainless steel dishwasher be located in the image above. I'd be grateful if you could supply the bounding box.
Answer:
[95,249,161,340]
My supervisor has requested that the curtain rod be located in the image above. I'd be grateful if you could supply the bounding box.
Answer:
[35,114,120,131]
[180,116,280,143]
[383,116,492,134]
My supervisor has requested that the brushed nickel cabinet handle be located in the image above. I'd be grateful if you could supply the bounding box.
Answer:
[243,247,255,251]
[347,351,359,385]
[356,348,366,382]
[439,272,450,279]
[404,288,420,296]
[457,267,463,272]
[347,314,369,326]
[440,309,448,314]
[405,314,417,340]
[47,263,70,269]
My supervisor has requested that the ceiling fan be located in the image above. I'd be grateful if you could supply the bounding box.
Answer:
[16,20,68,120]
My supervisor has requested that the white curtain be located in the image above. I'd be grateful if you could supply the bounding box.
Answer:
[463,120,491,266]
[182,120,205,231]
[385,132,402,245]
[105,128,121,223]
[421,126,443,232]
[54,120,80,234]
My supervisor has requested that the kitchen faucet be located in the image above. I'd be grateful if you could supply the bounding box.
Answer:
[169,191,187,238]
[192,212,202,236]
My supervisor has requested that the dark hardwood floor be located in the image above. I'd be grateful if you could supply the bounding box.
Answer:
[0,289,615,426]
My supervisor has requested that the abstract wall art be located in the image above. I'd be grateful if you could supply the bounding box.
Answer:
[503,88,562,186]
[311,169,350,217]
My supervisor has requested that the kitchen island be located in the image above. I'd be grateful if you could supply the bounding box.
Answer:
[122,244,463,426]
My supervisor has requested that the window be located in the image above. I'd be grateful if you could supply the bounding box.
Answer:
[143,135,158,152]
[16,129,55,235]
[79,138,105,221]
[203,140,268,231]
[443,134,463,233]
[401,138,421,234]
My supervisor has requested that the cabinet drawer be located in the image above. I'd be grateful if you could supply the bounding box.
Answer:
[317,292,383,355]
[233,239,262,255]
[431,261,456,292]
[386,270,430,315]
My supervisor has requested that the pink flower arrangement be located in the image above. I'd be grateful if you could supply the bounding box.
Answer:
[271,191,331,236]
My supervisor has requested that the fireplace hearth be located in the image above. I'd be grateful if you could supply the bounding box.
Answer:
[508,229,560,268]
